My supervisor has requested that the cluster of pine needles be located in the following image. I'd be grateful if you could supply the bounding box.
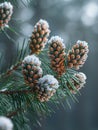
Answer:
[0,1,89,130]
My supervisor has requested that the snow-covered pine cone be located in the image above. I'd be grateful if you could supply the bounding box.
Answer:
[67,72,87,94]
[29,19,50,54]
[35,75,59,102]
[0,2,13,29]
[22,55,43,87]
[67,40,89,70]
[48,36,66,76]
[0,116,13,130]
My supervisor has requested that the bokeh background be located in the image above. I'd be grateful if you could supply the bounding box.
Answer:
[0,0,98,130]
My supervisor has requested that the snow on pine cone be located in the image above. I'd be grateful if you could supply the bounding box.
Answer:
[48,36,66,76]
[22,55,43,87]
[0,116,13,130]
[29,19,50,54]
[0,2,13,29]
[35,75,59,102]
[67,40,89,70]
[67,72,87,94]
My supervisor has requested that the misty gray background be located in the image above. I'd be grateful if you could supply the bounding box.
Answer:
[0,0,98,130]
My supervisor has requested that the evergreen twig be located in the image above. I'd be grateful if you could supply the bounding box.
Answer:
[6,62,22,75]
[7,108,22,118]
[0,89,34,95]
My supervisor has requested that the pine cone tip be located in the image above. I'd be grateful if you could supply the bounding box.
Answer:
[23,55,41,66]
[48,36,66,49]
[77,40,88,46]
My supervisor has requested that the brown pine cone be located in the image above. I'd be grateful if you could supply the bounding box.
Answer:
[67,72,87,94]
[22,55,43,87]
[35,75,59,102]
[67,40,89,70]
[0,2,13,29]
[48,36,66,76]
[29,19,50,54]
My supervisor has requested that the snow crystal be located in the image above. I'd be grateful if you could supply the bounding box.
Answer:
[77,40,88,46]
[78,72,87,80]
[48,36,65,48]
[23,55,41,66]
[38,75,59,90]
[37,19,49,28]
[0,2,13,10]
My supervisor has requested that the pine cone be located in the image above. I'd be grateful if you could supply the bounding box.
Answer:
[67,72,86,94]
[0,116,13,130]
[29,19,50,54]
[48,36,66,76]
[0,2,13,29]
[67,40,89,70]
[35,75,59,102]
[22,55,43,87]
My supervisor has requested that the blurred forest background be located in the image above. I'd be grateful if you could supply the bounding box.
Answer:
[0,0,98,130]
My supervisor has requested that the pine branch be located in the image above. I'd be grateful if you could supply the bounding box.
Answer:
[0,38,29,76]
[0,14,88,129]
[7,108,22,118]
[2,62,22,77]
[0,89,34,95]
